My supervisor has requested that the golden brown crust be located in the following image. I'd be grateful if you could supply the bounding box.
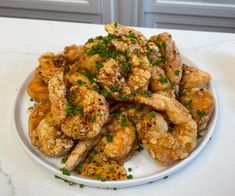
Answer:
[28,99,51,147]
[27,71,48,102]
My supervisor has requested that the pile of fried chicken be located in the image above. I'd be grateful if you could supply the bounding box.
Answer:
[27,23,215,180]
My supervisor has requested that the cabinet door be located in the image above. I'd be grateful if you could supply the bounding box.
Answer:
[143,0,235,32]
[0,0,112,24]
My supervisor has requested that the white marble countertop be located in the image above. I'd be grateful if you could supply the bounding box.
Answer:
[1,17,235,196]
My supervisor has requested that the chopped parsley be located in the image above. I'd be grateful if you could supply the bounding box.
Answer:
[96,61,103,70]
[106,135,113,143]
[123,62,131,73]
[109,85,118,92]
[61,156,68,163]
[161,55,167,64]
[66,102,75,116]
[60,168,70,176]
[121,116,128,126]
[54,175,76,186]
[128,168,132,172]
[100,90,109,97]
[127,174,133,179]
[149,111,157,118]
[131,39,137,44]
[77,80,86,86]
[131,90,137,96]
[111,112,121,118]
[84,71,95,83]
[163,176,168,179]
[175,69,180,76]
[197,134,203,139]
[114,22,118,28]
[160,74,168,83]
[197,110,205,118]
[119,94,127,101]
[79,184,85,188]
[135,145,144,152]
[76,105,84,115]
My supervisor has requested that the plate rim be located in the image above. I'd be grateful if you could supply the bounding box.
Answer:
[14,55,218,188]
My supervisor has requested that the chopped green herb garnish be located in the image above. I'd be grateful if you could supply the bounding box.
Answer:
[175,69,180,76]
[109,85,118,92]
[121,116,128,126]
[161,42,167,49]
[61,156,68,164]
[96,35,103,40]
[91,86,98,92]
[131,39,137,44]
[132,90,137,96]
[86,38,93,43]
[113,188,117,190]
[55,175,76,185]
[161,55,167,64]
[106,135,113,142]
[127,174,133,179]
[119,94,127,101]
[163,176,168,179]
[96,61,103,70]
[114,22,118,28]
[128,168,132,172]
[79,184,85,188]
[123,61,131,73]
[84,71,95,83]
[197,110,205,118]
[144,90,153,97]
[60,168,70,176]
[77,79,86,86]
[111,112,121,118]
[160,74,168,83]
[197,134,203,139]
[76,105,84,115]
[66,103,75,116]
[149,111,157,118]
[101,90,109,97]
[135,145,144,152]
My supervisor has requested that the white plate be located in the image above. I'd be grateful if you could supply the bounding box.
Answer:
[14,56,218,188]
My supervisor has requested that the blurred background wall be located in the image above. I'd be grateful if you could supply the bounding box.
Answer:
[0,0,235,33]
